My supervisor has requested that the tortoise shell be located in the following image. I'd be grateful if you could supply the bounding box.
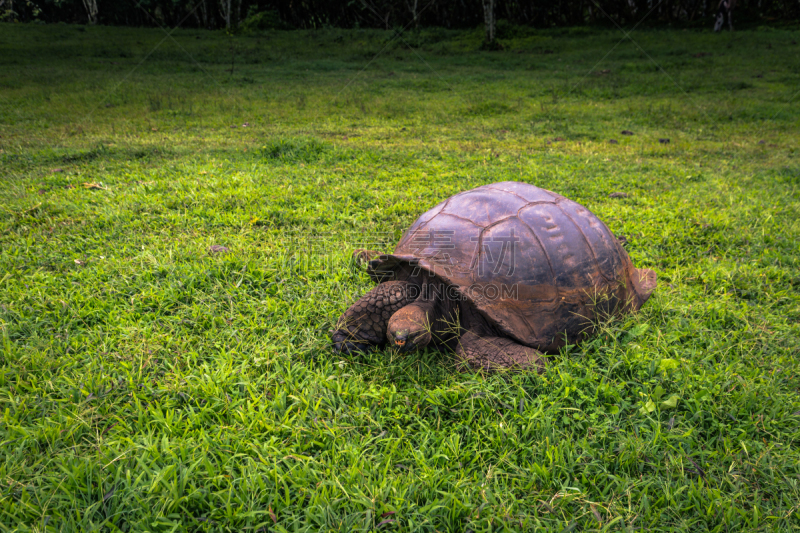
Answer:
[372,181,656,352]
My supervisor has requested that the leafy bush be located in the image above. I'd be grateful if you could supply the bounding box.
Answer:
[241,10,291,32]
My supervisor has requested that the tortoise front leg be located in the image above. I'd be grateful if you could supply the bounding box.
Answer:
[455,331,545,373]
[352,249,381,265]
[331,280,418,354]
[352,249,395,282]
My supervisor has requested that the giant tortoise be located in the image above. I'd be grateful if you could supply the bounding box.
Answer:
[331,181,656,372]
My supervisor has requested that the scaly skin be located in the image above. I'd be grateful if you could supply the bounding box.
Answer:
[455,331,545,373]
[331,280,418,354]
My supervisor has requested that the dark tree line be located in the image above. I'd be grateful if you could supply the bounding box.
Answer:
[2,0,797,32]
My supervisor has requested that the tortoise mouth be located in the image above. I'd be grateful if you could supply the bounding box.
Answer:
[388,330,427,353]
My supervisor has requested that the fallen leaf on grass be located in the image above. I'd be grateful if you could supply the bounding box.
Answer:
[639,399,656,414]
[591,504,602,522]
[609,139,618,144]
[609,192,628,198]
[662,394,680,409]
[268,506,276,523]
[377,519,396,528]
[52,168,63,173]
[82,182,107,190]
[208,245,229,254]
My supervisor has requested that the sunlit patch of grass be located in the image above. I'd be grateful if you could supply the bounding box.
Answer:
[0,22,799,532]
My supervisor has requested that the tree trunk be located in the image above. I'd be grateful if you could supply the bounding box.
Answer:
[195,0,209,28]
[482,0,496,44]
[81,0,98,24]
[192,3,202,26]
[203,0,210,29]
[406,0,420,28]
[219,0,233,30]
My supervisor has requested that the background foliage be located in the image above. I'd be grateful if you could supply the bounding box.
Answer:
[2,0,799,30]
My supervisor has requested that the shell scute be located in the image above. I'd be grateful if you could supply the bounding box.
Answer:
[479,181,560,203]
[474,217,555,297]
[396,213,478,278]
[517,203,597,290]
[561,198,623,283]
[441,189,527,227]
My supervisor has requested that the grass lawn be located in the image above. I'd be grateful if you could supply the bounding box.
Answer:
[1,21,799,532]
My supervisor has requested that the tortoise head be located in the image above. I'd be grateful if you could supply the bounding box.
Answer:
[387,304,432,352]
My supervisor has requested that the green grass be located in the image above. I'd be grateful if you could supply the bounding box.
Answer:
[1,22,799,532]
